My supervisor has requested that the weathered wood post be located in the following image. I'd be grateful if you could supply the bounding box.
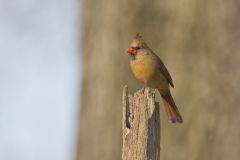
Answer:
[122,86,161,160]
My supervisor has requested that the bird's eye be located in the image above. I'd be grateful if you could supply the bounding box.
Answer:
[136,47,140,50]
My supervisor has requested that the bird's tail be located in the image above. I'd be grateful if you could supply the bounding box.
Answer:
[159,89,183,123]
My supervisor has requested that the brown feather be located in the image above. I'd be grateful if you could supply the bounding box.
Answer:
[156,55,174,88]
[160,89,182,123]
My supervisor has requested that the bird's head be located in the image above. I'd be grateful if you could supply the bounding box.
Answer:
[127,32,147,57]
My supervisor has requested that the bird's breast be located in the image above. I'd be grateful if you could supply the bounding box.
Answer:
[130,56,157,84]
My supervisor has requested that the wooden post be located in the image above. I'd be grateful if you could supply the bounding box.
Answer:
[122,86,160,160]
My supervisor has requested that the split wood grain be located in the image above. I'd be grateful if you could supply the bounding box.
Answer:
[122,86,160,160]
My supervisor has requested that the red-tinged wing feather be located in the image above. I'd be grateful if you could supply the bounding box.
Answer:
[156,55,174,88]
[159,89,182,123]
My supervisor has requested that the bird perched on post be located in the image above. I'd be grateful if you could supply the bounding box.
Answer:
[126,33,183,123]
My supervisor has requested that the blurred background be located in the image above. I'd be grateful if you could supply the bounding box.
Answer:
[0,0,80,160]
[78,0,240,160]
[1,0,240,160]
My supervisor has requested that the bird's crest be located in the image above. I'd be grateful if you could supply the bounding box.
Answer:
[132,32,147,48]
[135,32,142,40]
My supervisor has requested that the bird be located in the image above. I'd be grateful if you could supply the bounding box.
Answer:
[126,32,183,123]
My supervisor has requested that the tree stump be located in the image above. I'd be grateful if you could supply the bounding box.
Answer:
[122,86,160,160]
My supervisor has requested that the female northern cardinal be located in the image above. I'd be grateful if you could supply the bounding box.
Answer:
[126,33,183,123]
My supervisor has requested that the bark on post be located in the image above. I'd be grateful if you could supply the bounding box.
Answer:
[122,86,160,160]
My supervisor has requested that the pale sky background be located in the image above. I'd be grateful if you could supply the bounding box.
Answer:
[0,0,81,160]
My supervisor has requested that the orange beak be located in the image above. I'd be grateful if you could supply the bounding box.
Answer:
[127,47,135,55]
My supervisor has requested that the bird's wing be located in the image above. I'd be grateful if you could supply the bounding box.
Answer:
[156,55,174,88]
